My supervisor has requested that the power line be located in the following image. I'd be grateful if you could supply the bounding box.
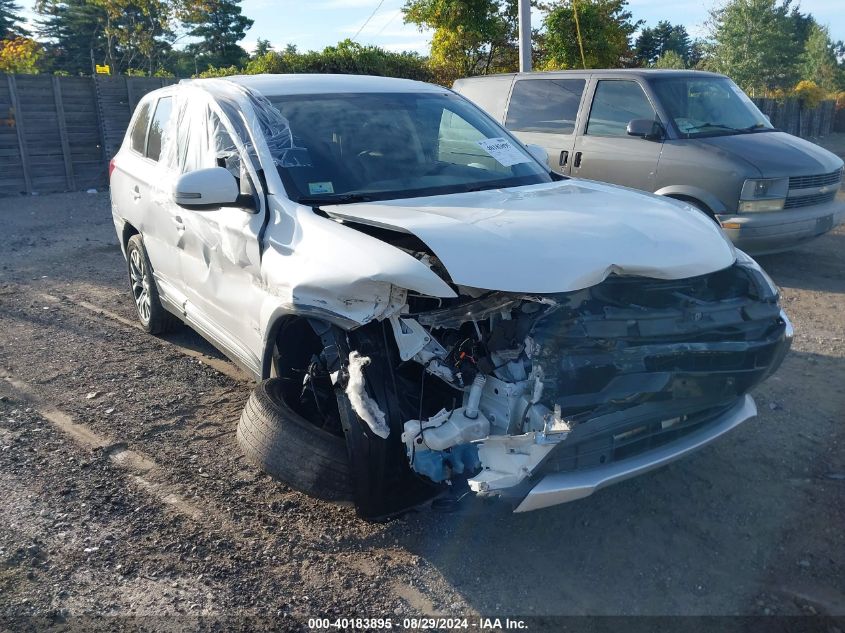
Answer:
[351,0,387,42]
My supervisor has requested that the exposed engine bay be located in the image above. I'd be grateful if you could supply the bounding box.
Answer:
[277,245,791,520]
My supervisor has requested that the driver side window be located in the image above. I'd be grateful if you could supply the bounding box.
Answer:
[586,80,656,137]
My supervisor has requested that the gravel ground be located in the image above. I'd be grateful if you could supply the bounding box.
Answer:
[0,187,843,632]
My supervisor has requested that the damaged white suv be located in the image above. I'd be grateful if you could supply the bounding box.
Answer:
[110,74,792,519]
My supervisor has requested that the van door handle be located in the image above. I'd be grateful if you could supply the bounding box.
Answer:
[559,150,569,167]
[573,152,583,168]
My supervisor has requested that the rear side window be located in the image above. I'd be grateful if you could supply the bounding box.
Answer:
[145,96,173,162]
[130,102,151,154]
[586,80,656,137]
[505,79,585,134]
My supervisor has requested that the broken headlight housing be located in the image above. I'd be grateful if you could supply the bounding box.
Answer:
[735,249,778,300]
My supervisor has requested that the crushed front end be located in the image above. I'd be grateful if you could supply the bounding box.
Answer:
[357,256,792,516]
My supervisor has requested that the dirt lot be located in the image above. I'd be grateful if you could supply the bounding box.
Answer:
[0,183,843,630]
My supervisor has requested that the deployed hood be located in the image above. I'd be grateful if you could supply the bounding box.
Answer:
[698,131,844,178]
[323,180,736,294]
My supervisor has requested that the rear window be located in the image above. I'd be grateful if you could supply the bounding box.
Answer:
[505,79,585,135]
[145,97,173,162]
[130,102,151,154]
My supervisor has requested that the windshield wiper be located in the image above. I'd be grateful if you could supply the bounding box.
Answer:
[685,122,742,133]
[297,192,374,206]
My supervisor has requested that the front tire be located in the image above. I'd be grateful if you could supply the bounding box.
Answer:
[126,234,178,334]
[237,378,353,502]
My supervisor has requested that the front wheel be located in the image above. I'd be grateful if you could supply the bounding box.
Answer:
[125,234,178,334]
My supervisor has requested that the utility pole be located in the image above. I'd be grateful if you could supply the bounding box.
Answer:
[518,0,532,72]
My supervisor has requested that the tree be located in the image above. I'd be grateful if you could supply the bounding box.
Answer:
[705,0,807,95]
[0,36,40,73]
[653,49,685,69]
[799,23,842,92]
[179,0,253,69]
[0,0,28,38]
[253,37,272,58]
[35,0,110,75]
[93,0,174,75]
[539,0,640,69]
[403,0,517,84]
[634,20,691,66]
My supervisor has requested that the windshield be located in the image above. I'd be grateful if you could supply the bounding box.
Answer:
[650,77,774,138]
[265,92,552,204]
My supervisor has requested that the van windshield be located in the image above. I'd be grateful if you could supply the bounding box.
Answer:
[650,77,774,139]
[267,92,552,205]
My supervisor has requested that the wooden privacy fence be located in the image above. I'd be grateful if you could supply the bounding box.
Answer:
[0,74,175,197]
[751,98,837,138]
[0,73,840,198]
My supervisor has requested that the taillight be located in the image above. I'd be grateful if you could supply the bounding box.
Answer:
[109,158,116,179]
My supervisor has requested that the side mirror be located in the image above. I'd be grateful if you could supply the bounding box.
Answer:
[525,143,549,165]
[173,167,247,210]
[626,119,664,141]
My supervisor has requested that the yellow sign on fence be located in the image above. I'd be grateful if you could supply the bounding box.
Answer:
[95,64,111,75]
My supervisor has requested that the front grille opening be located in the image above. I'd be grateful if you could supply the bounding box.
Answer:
[784,191,837,209]
[789,170,842,189]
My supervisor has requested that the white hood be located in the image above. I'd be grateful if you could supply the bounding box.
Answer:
[323,180,736,294]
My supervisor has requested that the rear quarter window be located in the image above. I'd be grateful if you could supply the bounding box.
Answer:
[130,102,151,154]
[146,96,173,162]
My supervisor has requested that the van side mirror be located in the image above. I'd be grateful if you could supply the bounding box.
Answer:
[525,143,549,165]
[626,119,664,141]
[173,167,255,211]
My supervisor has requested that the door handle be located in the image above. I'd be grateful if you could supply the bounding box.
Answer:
[559,150,569,167]
[132,185,141,201]
[172,216,185,231]
[573,152,583,168]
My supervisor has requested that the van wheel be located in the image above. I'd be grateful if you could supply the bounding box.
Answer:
[237,378,353,502]
[125,234,179,334]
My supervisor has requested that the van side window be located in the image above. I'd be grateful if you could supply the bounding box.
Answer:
[586,80,656,137]
[130,102,151,154]
[505,79,585,135]
[145,96,173,162]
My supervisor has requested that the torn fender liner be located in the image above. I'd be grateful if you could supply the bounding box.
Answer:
[345,352,390,439]
[314,321,442,520]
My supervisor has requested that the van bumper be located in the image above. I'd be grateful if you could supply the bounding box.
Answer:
[717,196,845,255]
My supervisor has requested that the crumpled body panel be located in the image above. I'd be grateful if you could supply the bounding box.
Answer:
[323,180,737,293]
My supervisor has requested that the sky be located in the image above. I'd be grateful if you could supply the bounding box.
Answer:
[236,0,845,56]
[18,0,845,56]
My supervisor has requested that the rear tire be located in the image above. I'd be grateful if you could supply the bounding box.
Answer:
[237,378,353,502]
[125,234,179,334]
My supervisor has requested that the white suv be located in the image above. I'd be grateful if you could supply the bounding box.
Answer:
[110,74,792,519]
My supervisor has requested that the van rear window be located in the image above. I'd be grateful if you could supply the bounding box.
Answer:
[505,79,585,135]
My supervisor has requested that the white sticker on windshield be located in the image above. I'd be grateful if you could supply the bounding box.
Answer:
[476,137,531,167]
[308,181,334,195]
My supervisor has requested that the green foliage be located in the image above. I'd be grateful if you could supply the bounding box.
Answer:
[242,39,432,82]
[403,0,517,84]
[253,37,272,58]
[539,0,640,69]
[634,20,691,66]
[92,0,174,75]
[799,23,843,92]
[180,0,253,69]
[705,0,808,95]
[194,63,239,78]
[0,0,28,38]
[653,50,686,69]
